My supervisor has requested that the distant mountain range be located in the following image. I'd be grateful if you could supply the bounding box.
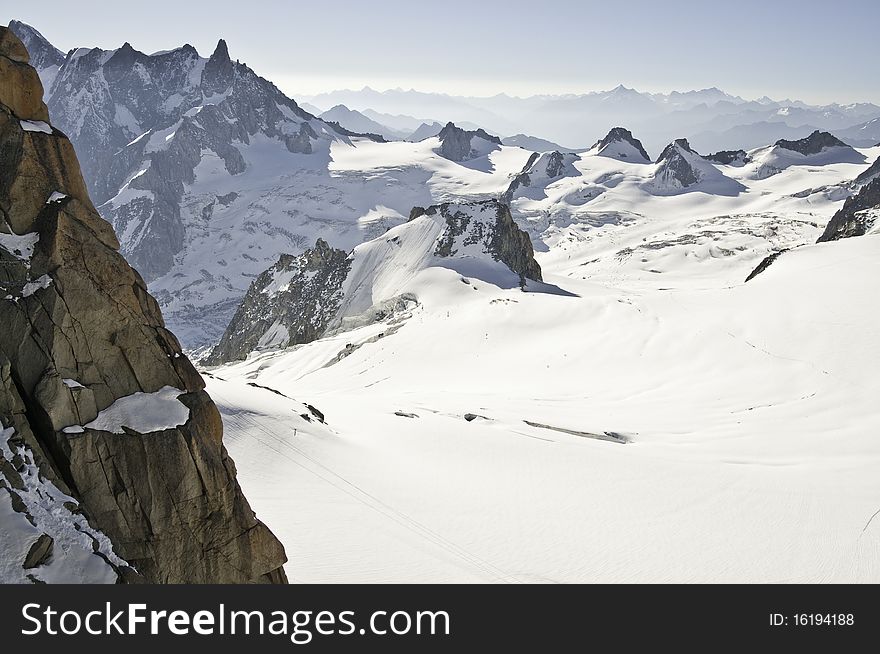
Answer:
[304,85,880,155]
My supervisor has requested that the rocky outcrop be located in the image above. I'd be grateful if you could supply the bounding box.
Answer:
[209,200,542,363]
[856,156,880,184]
[775,130,848,155]
[592,127,651,162]
[744,249,789,282]
[654,139,702,188]
[206,239,352,365]
[0,27,287,583]
[706,149,751,166]
[817,177,880,242]
[437,122,502,161]
[409,200,542,283]
[503,150,579,202]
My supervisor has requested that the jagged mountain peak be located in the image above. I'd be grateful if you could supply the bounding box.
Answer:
[437,122,502,161]
[210,38,231,62]
[594,127,651,162]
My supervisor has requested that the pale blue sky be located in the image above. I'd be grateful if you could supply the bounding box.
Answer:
[8,0,879,103]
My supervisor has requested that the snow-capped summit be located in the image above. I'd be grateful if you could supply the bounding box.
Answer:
[591,127,651,163]
[42,34,349,283]
[437,122,502,161]
[207,199,542,363]
[653,138,704,189]
[504,150,581,201]
[748,130,865,179]
[651,138,743,194]
[775,130,848,156]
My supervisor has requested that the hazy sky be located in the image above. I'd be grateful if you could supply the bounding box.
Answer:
[8,0,880,104]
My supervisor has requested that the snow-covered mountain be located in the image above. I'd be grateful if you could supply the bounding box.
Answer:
[436,122,502,161]
[305,85,880,154]
[207,199,542,364]
[319,104,406,141]
[8,19,880,585]
[590,127,652,163]
[747,131,865,180]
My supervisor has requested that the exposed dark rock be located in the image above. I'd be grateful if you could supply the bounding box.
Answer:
[593,127,651,162]
[206,239,353,364]
[503,151,577,202]
[706,149,752,165]
[438,122,502,161]
[745,249,789,282]
[856,156,880,184]
[654,139,701,188]
[413,200,543,284]
[0,27,288,584]
[775,130,848,155]
[817,177,880,242]
[23,533,53,568]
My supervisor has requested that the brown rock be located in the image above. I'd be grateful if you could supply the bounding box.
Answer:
[0,28,49,122]
[0,23,288,584]
[23,533,54,568]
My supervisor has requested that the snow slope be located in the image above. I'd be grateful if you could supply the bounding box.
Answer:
[203,143,880,583]
[209,231,880,583]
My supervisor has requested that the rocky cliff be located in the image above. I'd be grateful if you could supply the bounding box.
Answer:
[654,139,702,188]
[0,26,287,583]
[437,122,502,161]
[855,156,880,184]
[817,177,880,242]
[206,239,353,365]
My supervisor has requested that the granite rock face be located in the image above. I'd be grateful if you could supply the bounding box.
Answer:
[817,177,880,242]
[0,27,287,584]
[206,239,353,365]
